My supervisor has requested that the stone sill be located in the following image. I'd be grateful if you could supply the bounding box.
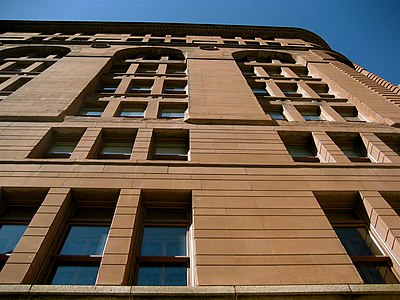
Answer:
[0,284,399,299]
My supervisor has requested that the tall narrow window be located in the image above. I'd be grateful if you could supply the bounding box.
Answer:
[48,189,118,285]
[134,191,191,286]
[28,128,85,159]
[279,131,319,162]
[328,133,370,162]
[315,192,399,284]
[150,130,189,161]
[92,129,136,159]
[0,188,47,270]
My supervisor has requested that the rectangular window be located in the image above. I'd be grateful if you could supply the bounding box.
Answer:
[333,106,365,122]
[79,103,106,117]
[48,189,118,285]
[278,83,302,98]
[150,130,189,161]
[328,133,370,162]
[117,103,147,118]
[130,80,153,94]
[163,81,187,94]
[264,67,284,78]
[314,192,399,284]
[0,188,47,270]
[97,80,120,93]
[309,84,335,98]
[375,133,400,156]
[279,131,320,162]
[297,106,324,121]
[250,82,269,96]
[166,64,186,75]
[136,64,158,74]
[134,190,191,286]
[290,66,312,79]
[159,104,187,118]
[28,128,85,159]
[92,129,136,159]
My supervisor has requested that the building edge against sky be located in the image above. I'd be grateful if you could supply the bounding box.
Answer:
[0,21,399,299]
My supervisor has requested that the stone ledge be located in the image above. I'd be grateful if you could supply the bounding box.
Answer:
[0,284,399,299]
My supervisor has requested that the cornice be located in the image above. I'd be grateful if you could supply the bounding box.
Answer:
[0,20,331,49]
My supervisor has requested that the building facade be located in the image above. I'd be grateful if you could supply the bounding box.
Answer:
[0,21,399,299]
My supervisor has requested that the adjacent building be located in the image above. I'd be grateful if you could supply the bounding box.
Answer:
[0,21,399,299]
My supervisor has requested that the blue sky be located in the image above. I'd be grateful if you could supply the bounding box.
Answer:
[1,0,399,85]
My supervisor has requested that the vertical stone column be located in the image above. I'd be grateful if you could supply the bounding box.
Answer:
[131,128,152,161]
[360,133,400,163]
[97,189,140,285]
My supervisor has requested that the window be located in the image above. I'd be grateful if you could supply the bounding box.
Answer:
[278,83,302,97]
[291,67,312,79]
[315,192,399,284]
[136,64,158,74]
[333,107,365,122]
[250,82,269,96]
[28,128,85,159]
[97,81,120,93]
[159,104,187,118]
[134,190,191,286]
[48,189,118,285]
[241,65,255,76]
[375,133,400,156]
[163,81,187,94]
[130,80,153,94]
[0,188,46,270]
[166,64,186,75]
[279,131,319,162]
[224,40,239,45]
[297,106,324,121]
[117,103,146,118]
[78,100,107,117]
[379,192,400,216]
[261,104,286,120]
[79,106,105,117]
[328,133,370,162]
[92,129,136,159]
[264,67,284,78]
[309,84,335,98]
[150,130,189,161]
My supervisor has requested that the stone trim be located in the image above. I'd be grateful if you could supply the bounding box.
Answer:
[0,284,399,299]
[0,20,331,49]
[332,62,400,109]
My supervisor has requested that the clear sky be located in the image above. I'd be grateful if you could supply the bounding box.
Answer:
[1,0,399,85]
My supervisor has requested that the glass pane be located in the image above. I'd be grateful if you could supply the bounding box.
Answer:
[51,263,99,285]
[155,142,187,156]
[341,146,365,158]
[334,227,378,256]
[59,226,109,255]
[48,141,77,155]
[269,112,285,120]
[141,226,186,256]
[355,262,399,284]
[137,263,187,286]
[119,108,145,117]
[80,108,103,117]
[287,145,315,157]
[301,112,321,121]
[0,224,27,254]
[101,142,133,155]
[160,108,185,118]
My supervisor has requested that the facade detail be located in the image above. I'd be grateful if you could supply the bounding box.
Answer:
[0,21,399,299]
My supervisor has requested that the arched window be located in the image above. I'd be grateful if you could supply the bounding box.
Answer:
[0,46,70,100]
[77,47,188,119]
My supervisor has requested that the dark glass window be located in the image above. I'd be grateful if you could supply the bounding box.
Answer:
[0,224,27,254]
[46,140,79,158]
[137,263,187,286]
[51,263,100,285]
[59,226,109,256]
[141,226,186,256]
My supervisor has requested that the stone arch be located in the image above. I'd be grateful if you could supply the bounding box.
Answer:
[0,46,71,59]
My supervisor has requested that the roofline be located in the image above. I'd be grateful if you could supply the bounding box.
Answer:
[0,20,331,49]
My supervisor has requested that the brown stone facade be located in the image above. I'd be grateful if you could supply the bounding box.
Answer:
[0,21,399,299]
